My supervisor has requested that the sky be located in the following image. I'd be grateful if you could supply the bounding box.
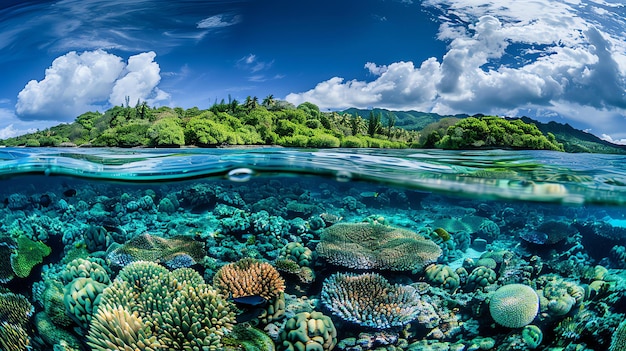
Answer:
[1,0,626,143]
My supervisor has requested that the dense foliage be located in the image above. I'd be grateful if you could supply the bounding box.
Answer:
[419,116,564,151]
[0,98,565,151]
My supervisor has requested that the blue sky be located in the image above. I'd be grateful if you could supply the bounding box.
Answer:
[1,0,626,143]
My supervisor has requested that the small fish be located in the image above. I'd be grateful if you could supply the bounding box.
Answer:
[360,191,379,198]
[39,194,51,208]
[63,189,77,197]
[231,294,267,307]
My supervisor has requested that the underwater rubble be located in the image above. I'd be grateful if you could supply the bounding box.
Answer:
[0,175,625,351]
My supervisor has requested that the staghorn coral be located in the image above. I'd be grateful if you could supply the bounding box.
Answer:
[321,272,430,329]
[88,261,236,351]
[213,257,285,301]
[489,284,539,328]
[106,233,206,269]
[279,311,337,351]
[316,222,441,272]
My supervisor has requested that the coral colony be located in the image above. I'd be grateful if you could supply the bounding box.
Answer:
[0,172,625,351]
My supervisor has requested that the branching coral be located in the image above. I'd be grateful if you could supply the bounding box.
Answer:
[321,272,430,329]
[316,222,442,272]
[213,257,285,301]
[87,261,236,351]
[106,233,206,269]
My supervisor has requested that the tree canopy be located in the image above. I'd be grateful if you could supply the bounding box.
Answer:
[0,99,563,151]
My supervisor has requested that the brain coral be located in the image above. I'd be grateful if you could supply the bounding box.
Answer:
[489,284,539,328]
[87,261,236,351]
[213,257,285,301]
[321,272,428,329]
[106,233,206,269]
[316,222,442,272]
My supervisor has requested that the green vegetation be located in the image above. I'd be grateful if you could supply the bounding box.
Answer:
[0,97,569,151]
[419,116,564,151]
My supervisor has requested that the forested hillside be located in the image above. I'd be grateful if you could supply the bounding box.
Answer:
[0,98,567,151]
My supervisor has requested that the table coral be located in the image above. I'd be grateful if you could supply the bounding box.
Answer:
[321,272,431,329]
[316,222,442,272]
[10,236,51,279]
[106,232,206,268]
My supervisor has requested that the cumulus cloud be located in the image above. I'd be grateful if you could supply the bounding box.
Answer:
[286,0,626,135]
[15,50,168,121]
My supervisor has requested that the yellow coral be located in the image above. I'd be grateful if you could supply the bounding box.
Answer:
[316,222,442,272]
[86,305,161,351]
[89,261,236,351]
[0,321,29,351]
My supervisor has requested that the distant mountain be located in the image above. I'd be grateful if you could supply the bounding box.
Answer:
[342,108,626,154]
[515,117,626,154]
[342,108,469,131]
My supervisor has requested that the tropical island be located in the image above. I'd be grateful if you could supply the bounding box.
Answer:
[2,95,622,153]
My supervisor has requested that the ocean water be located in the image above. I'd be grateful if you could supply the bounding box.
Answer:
[1,147,625,351]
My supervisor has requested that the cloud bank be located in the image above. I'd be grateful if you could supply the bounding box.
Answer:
[286,0,626,136]
[16,50,168,121]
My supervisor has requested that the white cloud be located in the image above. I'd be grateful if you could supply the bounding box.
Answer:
[15,50,168,121]
[601,134,626,145]
[197,13,242,29]
[0,108,54,138]
[286,0,626,136]
[109,51,165,106]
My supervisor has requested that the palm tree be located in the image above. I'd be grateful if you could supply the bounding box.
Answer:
[262,94,275,108]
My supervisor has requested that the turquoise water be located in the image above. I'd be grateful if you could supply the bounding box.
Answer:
[1,147,625,351]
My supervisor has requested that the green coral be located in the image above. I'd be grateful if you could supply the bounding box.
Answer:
[61,257,110,284]
[87,261,236,351]
[63,277,108,329]
[279,311,337,351]
[610,320,626,351]
[489,284,539,328]
[34,311,82,350]
[425,264,461,290]
[42,280,73,327]
[223,323,276,351]
[465,266,497,291]
[522,325,543,349]
[10,236,51,278]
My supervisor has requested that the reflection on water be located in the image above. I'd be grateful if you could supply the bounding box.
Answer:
[0,147,625,351]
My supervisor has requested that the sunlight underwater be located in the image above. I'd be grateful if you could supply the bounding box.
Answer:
[1,147,626,351]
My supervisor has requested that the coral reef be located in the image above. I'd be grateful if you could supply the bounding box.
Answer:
[321,272,432,329]
[316,222,441,272]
